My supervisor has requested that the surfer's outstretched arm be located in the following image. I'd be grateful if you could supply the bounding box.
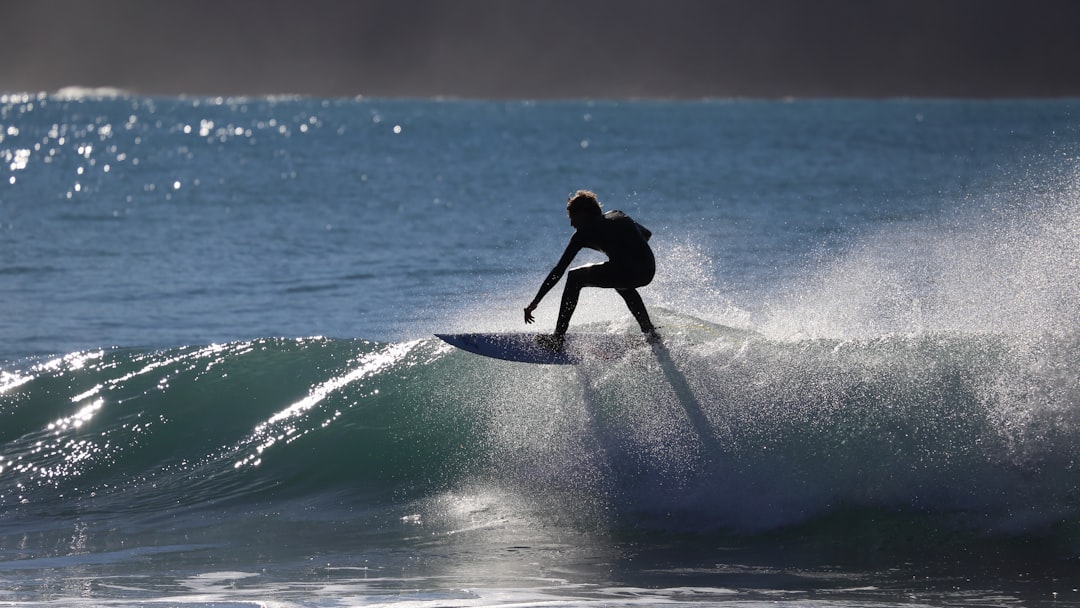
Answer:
[524,269,561,324]
[525,238,581,324]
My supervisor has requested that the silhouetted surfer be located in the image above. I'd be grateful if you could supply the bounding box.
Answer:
[524,190,658,348]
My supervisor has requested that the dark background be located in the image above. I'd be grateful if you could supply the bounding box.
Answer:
[3,0,1080,98]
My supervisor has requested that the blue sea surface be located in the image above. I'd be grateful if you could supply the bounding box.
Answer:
[1,93,1079,606]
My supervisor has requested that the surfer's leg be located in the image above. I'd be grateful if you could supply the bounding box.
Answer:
[555,269,587,335]
[558,263,656,336]
[616,288,656,333]
[556,263,608,335]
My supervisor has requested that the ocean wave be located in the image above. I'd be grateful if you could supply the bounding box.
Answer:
[1,318,1077,544]
[51,86,133,100]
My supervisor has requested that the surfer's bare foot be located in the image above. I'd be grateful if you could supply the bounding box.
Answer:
[536,333,565,351]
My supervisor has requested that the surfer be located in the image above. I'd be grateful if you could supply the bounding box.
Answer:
[524,190,658,348]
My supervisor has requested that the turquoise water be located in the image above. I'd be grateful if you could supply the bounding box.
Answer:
[1,94,1079,606]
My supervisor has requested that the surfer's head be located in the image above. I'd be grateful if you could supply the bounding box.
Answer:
[567,190,602,227]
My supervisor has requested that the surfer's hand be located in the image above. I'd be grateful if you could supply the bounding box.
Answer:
[524,303,536,324]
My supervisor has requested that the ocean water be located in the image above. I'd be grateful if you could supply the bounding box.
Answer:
[1,93,1079,606]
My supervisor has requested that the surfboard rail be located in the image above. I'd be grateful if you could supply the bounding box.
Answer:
[435,332,638,364]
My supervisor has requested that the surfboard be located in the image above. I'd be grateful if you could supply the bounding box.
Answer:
[435,332,640,365]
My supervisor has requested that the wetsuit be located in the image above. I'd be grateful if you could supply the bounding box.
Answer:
[532,210,656,335]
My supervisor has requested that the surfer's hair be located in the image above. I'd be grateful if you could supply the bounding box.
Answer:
[567,190,603,218]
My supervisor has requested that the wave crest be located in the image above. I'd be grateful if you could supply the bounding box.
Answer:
[1,321,1077,541]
